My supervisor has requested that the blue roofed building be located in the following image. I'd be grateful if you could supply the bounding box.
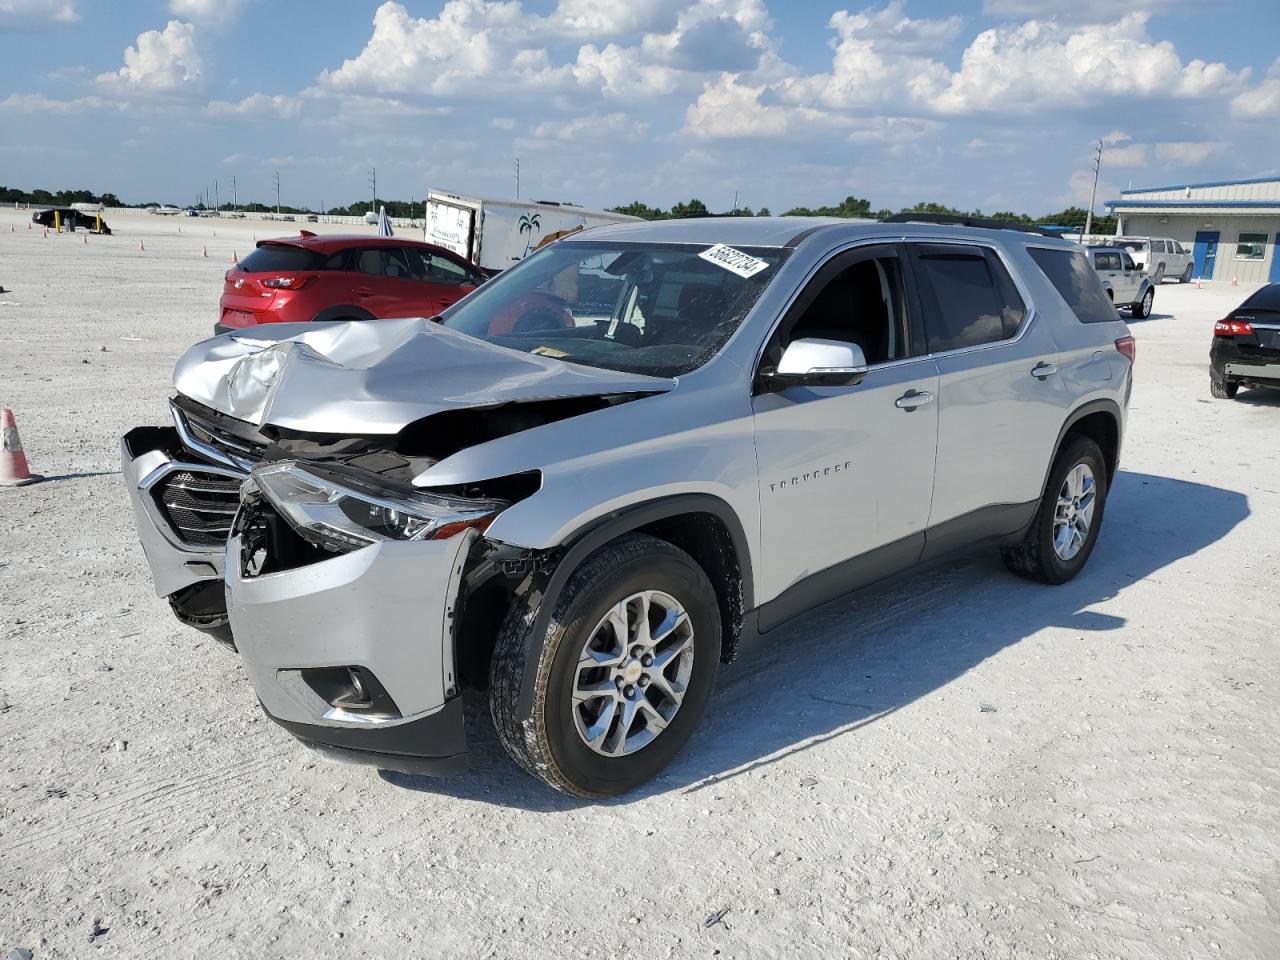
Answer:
[1105,177,1280,284]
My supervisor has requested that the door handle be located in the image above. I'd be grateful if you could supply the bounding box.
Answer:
[1032,362,1057,379]
[895,390,934,410]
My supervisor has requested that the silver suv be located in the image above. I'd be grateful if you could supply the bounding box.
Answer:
[122,217,1134,797]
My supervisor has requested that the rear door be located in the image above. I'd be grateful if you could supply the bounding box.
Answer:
[907,241,1067,530]
[347,246,422,317]
[1092,250,1121,302]
[1117,251,1142,303]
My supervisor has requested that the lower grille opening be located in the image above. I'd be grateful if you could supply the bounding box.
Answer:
[154,470,241,547]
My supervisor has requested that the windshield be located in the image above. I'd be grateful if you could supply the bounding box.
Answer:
[1116,240,1146,254]
[441,241,789,377]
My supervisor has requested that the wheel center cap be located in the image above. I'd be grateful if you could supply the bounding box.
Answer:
[623,661,643,684]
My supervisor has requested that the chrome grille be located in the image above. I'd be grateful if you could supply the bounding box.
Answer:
[172,403,267,472]
[154,470,241,546]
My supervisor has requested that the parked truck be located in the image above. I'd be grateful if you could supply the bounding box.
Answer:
[424,190,640,274]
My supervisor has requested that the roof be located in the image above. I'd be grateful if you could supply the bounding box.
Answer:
[1106,199,1280,209]
[568,216,848,248]
[257,233,455,254]
[1120,175,1280,195]
[569,215,1080,250]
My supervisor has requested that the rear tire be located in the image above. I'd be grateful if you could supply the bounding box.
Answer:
[1002,435,1108,585]
[490,534,721,798]
[1211,377,1239,399]
[1131,288,1153,319]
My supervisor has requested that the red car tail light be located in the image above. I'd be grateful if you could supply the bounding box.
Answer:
[1214,318,1253,337]
[1114,335,1136,363]
[261,276,313,290]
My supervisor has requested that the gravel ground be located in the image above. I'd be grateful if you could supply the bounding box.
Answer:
[1,208,1277,959]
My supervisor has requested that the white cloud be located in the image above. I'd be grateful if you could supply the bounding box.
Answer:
[686,73,789,138]
[1154,141,1222,166]
[1231,59,1280,119]
[1101,129,1130,145]
[98,20,203,92]
[1105,142,1146,167]
[169,0,246,29]
[830,0,961,55]
[0,92,118,113]
[0,0,78,24]
[982,0,1197,23]
[934,14,1243,114]
[205,93,300,119]
[531,112,649,141]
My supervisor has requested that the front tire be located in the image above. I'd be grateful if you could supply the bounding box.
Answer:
[1180,265,1193,284]
[490,534,721,798]
[1153,264,1165,284]
[1003,435,1108,585]
[1211,377,1239,399]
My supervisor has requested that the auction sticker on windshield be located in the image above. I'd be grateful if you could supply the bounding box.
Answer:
[699,244,770,279]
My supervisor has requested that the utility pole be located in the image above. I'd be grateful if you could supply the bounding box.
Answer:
[1083,138,1103,240]
[214,179,219,213]
[514,158,520,199]
[732,189,739,214]
[232,176,237,212]
[368,167,377,214]
[273,171,281,214]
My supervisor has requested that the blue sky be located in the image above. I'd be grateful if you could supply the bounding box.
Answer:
[2,0,1278,214]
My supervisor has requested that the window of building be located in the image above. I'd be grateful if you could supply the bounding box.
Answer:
[1236,233,1267,260]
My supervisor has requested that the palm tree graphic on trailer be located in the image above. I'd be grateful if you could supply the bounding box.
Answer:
[517,212,542,259]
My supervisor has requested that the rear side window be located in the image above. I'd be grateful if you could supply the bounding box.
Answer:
[238,244,325,273]
[909,244,1026,352]
[402,247,473,285]
[353,247,414,278]
[1028,248,1118,325]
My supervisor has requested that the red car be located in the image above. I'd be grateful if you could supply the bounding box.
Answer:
[214,233,486,335]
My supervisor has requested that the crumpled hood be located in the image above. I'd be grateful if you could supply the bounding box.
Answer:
[172,318,674,434]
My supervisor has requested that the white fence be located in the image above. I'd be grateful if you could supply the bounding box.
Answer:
[10,202,422,230]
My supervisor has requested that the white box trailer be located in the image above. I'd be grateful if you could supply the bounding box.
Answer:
[424,190,641,273]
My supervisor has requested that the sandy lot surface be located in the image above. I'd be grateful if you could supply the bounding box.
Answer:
[1,207,1277,959]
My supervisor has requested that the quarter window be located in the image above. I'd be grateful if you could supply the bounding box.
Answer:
[1028,248,1118,325]
[403,247,473,285]
[1237,233,1267,260]
[909,244,1027,352]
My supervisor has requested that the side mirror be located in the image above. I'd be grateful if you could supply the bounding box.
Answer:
[762,338,868,390]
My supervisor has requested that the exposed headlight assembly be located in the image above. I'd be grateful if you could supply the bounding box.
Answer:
[248,461,505,551]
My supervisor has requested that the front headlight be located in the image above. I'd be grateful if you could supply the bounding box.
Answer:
[249,461,505,551]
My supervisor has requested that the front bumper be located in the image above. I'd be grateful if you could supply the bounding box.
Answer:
[122,427,239,598]
[225,532,474,774]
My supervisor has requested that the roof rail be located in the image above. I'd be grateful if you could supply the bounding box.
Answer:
[879,212,1060,238]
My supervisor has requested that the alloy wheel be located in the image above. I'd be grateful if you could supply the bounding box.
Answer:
[572,590,695,757]
[1053,463,1097,561]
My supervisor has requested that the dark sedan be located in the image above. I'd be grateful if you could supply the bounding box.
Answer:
[1211,283,1280,399]
[30,208,111,234]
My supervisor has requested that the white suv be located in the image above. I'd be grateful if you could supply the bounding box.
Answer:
[1115,237,1194,284]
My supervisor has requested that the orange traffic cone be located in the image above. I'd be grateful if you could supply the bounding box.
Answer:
[0,408,39,486]
[27,220,32,229]
[1232,275,1239,287]
[43,226,48,238]
[202,245,208,257]
[139,240,145,252]
[1196,276,1202,289]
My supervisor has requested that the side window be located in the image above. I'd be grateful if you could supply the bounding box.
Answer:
[909,244,1026,352]
[1152,240,1166,253]
[322,249,350,271]
[1095,251,1120,271]
[779,252,911,366]
[403,247,473,285]
[1121,252,1137,271]
[1027,247,1118,324]
[353,247,413,279]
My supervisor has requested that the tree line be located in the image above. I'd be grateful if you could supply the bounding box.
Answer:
[2,184,1117,233]
[608,196,1118,234]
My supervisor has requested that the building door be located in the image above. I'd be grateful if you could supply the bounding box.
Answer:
[1193,231,1219,280]
[1270,235,1280,284]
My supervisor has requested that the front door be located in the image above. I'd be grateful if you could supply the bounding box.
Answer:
[1194,231,1220,280]
[752,244,938,627]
